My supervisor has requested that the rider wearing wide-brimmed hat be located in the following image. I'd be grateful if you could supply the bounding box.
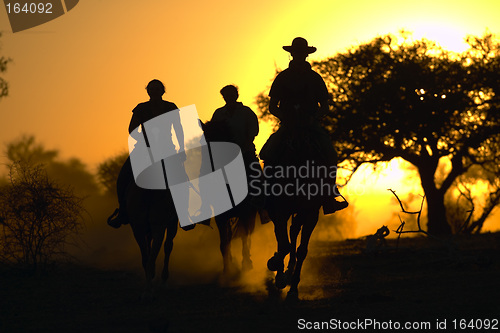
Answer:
[269,37,326,124]
[260,37,348,214]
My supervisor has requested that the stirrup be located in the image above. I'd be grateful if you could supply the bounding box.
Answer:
[323,195,349,215]
[107,208,122,229]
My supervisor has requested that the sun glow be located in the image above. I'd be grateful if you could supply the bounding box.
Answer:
[410,22,470,52]
[340,158,423,237]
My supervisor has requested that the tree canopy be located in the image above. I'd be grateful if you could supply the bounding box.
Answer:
[96,151,128,196]
[4,135,100,197]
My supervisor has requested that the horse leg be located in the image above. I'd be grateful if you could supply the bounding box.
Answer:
[288,210,319,298]
[286,214,302,285]
[131,231,148,269]
[267,210,291,272]
[241,212,256,272]
[144,223,166,291]
[241,235,253,272]
[267,210,291,289]
[161,217,178,283]
[216,217,234,275]
[130,222,156,299]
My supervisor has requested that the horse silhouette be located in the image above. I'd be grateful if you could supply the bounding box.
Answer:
[263,124,337,299]
[200,119,257,276]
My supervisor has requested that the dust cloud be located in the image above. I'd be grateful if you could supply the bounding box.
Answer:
[72,195,355,299]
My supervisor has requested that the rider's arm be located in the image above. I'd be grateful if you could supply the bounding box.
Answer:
[247,108,259,143]
[269,97,282,119]
[316,75,330,118]
[317,96,329,118]
[269,73,285,120]
[172,109,185,152]
[128,105,144,139]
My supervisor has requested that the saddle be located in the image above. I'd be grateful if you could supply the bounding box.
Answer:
[260,124,334,167]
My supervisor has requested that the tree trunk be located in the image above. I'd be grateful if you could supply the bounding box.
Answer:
[425,190,451,235]
[419,165,452,235]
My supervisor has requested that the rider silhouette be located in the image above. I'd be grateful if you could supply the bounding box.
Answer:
[263,37,348,214]
[108,79,186,228]
[210,85,271,223]
[211,85,258,156]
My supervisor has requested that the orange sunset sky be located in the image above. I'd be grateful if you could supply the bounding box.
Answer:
[1,0,500,235]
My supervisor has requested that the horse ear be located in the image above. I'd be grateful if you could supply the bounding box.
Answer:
[198,119,204,129]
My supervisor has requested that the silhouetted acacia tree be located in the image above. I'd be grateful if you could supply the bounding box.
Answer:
[258,32,500,235]
[0,162,84,271]
[446,136,500,234]
[0,32,10,100]
[319,32,500,235]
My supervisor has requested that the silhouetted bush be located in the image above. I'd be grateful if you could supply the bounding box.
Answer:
[0,162,84,272]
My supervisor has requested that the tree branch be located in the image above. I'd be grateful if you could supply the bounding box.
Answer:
[388,189,428,236]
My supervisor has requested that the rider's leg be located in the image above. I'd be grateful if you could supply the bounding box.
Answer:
[108,157,133,228]
[244,153,272,224]
[318,131,348,215]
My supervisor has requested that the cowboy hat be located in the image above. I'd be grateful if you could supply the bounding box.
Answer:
[283,37,317,54]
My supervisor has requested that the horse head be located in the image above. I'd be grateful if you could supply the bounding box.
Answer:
[200,119,234,144]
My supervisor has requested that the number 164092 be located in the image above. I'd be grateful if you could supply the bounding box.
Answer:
[5,2,53,14]
[452,319,499,330]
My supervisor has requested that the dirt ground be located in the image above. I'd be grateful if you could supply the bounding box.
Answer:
[1,232,499,333]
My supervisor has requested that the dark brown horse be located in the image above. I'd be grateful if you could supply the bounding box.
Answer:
[120,119,257,294]
[262,124,341,299]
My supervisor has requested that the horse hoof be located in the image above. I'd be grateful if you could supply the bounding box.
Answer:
[275,272,287,289]
[267,253,283,272]
[107,209,122,229]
